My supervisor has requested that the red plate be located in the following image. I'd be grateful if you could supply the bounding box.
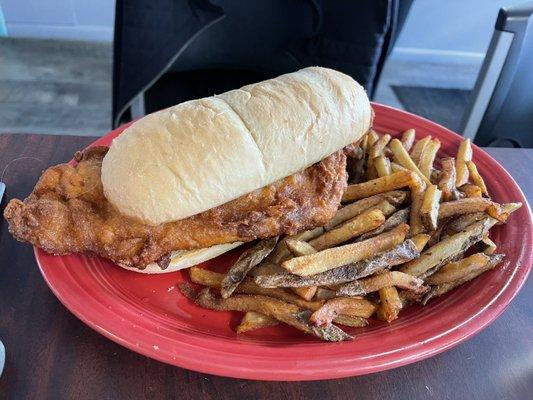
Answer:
[35,103,532,380]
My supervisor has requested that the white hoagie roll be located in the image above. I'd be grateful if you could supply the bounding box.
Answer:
[102,67,372,225]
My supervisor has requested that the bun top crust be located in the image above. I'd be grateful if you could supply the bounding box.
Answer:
[102,67,372,225]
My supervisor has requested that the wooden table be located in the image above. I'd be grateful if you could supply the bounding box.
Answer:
[0,134,531,400]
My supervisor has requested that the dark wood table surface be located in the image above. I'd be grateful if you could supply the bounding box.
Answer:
[0,134,531,400]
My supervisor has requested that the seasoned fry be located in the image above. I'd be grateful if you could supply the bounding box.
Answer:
[410,233,431,252]
[390,161,408,173]
[310,297,378,326]
[420,185,442,231]
[311,209,385,250]
[236,311,279,333]
[401,129,416,151]
[398,287,429,306]
[314,287,337,300]
[342,171,418,202]
[268,227,323,263]
[374,155,392,177]
[367,130,380,147]
[336,271,426,296]
[377,287,402,323]
[455,139,472,186]
[459,184,482,198]
[409,181,426,236]
[255,240,419,287]
[282,224,409,276]
[445,212,486,235]
[438,157,457,201]
[195,289,352,341]
[221,237,278,298]
[418,139,441,180]
[422,254,504,305]
[369,134,392,159]
[425,253,492,285]
[389,139,432,185]
[285,239,317,256]
[480,235,497,255]
[356,208,410,242]
[410,136,432,164]
[325,191,406,230]
[438,198,495,220]
[190,267,323,310]
[466,160,489,196]
[333,315,368,328]
[400,218,494,277]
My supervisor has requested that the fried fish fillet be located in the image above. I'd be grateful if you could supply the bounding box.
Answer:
[4,147,347,269]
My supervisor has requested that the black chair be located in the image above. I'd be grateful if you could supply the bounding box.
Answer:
[112,0,412,127]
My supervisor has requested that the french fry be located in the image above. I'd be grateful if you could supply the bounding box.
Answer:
[398,287,430,306]
[422,254,504,305]
[236,311,279,333]
[282,224,409,276]
[400,217,494,277]
[466,161,489,196]
[455,139,472,186]
[314,287,337,300]
[438,157,457,201]
[356,208,410,242]
[480,235,497,255]
[401,129,416,151]
[389,139,432,185]
[268,227,323,263]
[367,130,380,147]
[438,198,495,220]
[365,131,381,179]
[195,289,352,341]
[336,271,426,296]
[425,253,492,285]
[410,233,431,252]
[418,139,441,180]
[420,185,442,231]
[310,209,385,251]
[333,315,368,328]
[409,180,426,236]
[190,267,324,311]
[285,239,318,300]
[390,162,408,173]
[459,184,482,198]
[342,171,418,202]
[445,212,487,235]
[310,297,378,326]
[221,237,278,298]
[410,136,432,164]
[325,191,407,230]
[255,240,419,288]
[369,134,391,158]
[377,287,402,323]
[374,155,392,177]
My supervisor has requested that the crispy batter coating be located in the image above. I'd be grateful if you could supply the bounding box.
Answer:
[4,147,347,269]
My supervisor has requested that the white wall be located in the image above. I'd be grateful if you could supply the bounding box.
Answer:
[1,0,115,41]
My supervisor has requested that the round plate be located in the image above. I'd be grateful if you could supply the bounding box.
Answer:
[35,102,532,380]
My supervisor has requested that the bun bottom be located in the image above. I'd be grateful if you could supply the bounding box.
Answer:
[118,242,243,274]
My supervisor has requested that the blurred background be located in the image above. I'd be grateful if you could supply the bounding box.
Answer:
[0,0,531,147]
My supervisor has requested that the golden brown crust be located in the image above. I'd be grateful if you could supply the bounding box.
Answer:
[4,147,347,269]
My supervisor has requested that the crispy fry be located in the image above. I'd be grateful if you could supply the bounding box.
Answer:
[410,233,431,252]
[466,160,489,196]
[268,227,323,263]
[390,139,432,185]
[236,311,279,333]
[422,254,504,305]
[401,129,416,151]
[367,130,380,147]
[409,181,426,236]
[420,185,442,231]
[255,240,419,287]
[418,139,441,180]
[336,271,426,296]
[356,208,410,242]
[342,171,418,202]
[284,240,318,300]
[480,235,497,255]
[221,237,278,298]
[291,287,318,301]
[314,287,337,300]
[445,212,486,235]
[190,267,324,310]
[374,155,392,177]
[282,224,409,276]
[325,191,407,230]
[425,253,492,285]
[377,287,402,323]
[459,184,482,198]
[333,315,368,328]
[438,157,457,201]
[390,162,408,173]
[455,139,472,186]
[369,134,392,158]
[438,198,495,220]
[410,136,432,164]
[400,218,494,277]
[310,297,378,326]
[311,209,385,251]
[195,289,352,341]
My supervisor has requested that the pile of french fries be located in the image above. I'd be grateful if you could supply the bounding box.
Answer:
[180,129,522,342]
